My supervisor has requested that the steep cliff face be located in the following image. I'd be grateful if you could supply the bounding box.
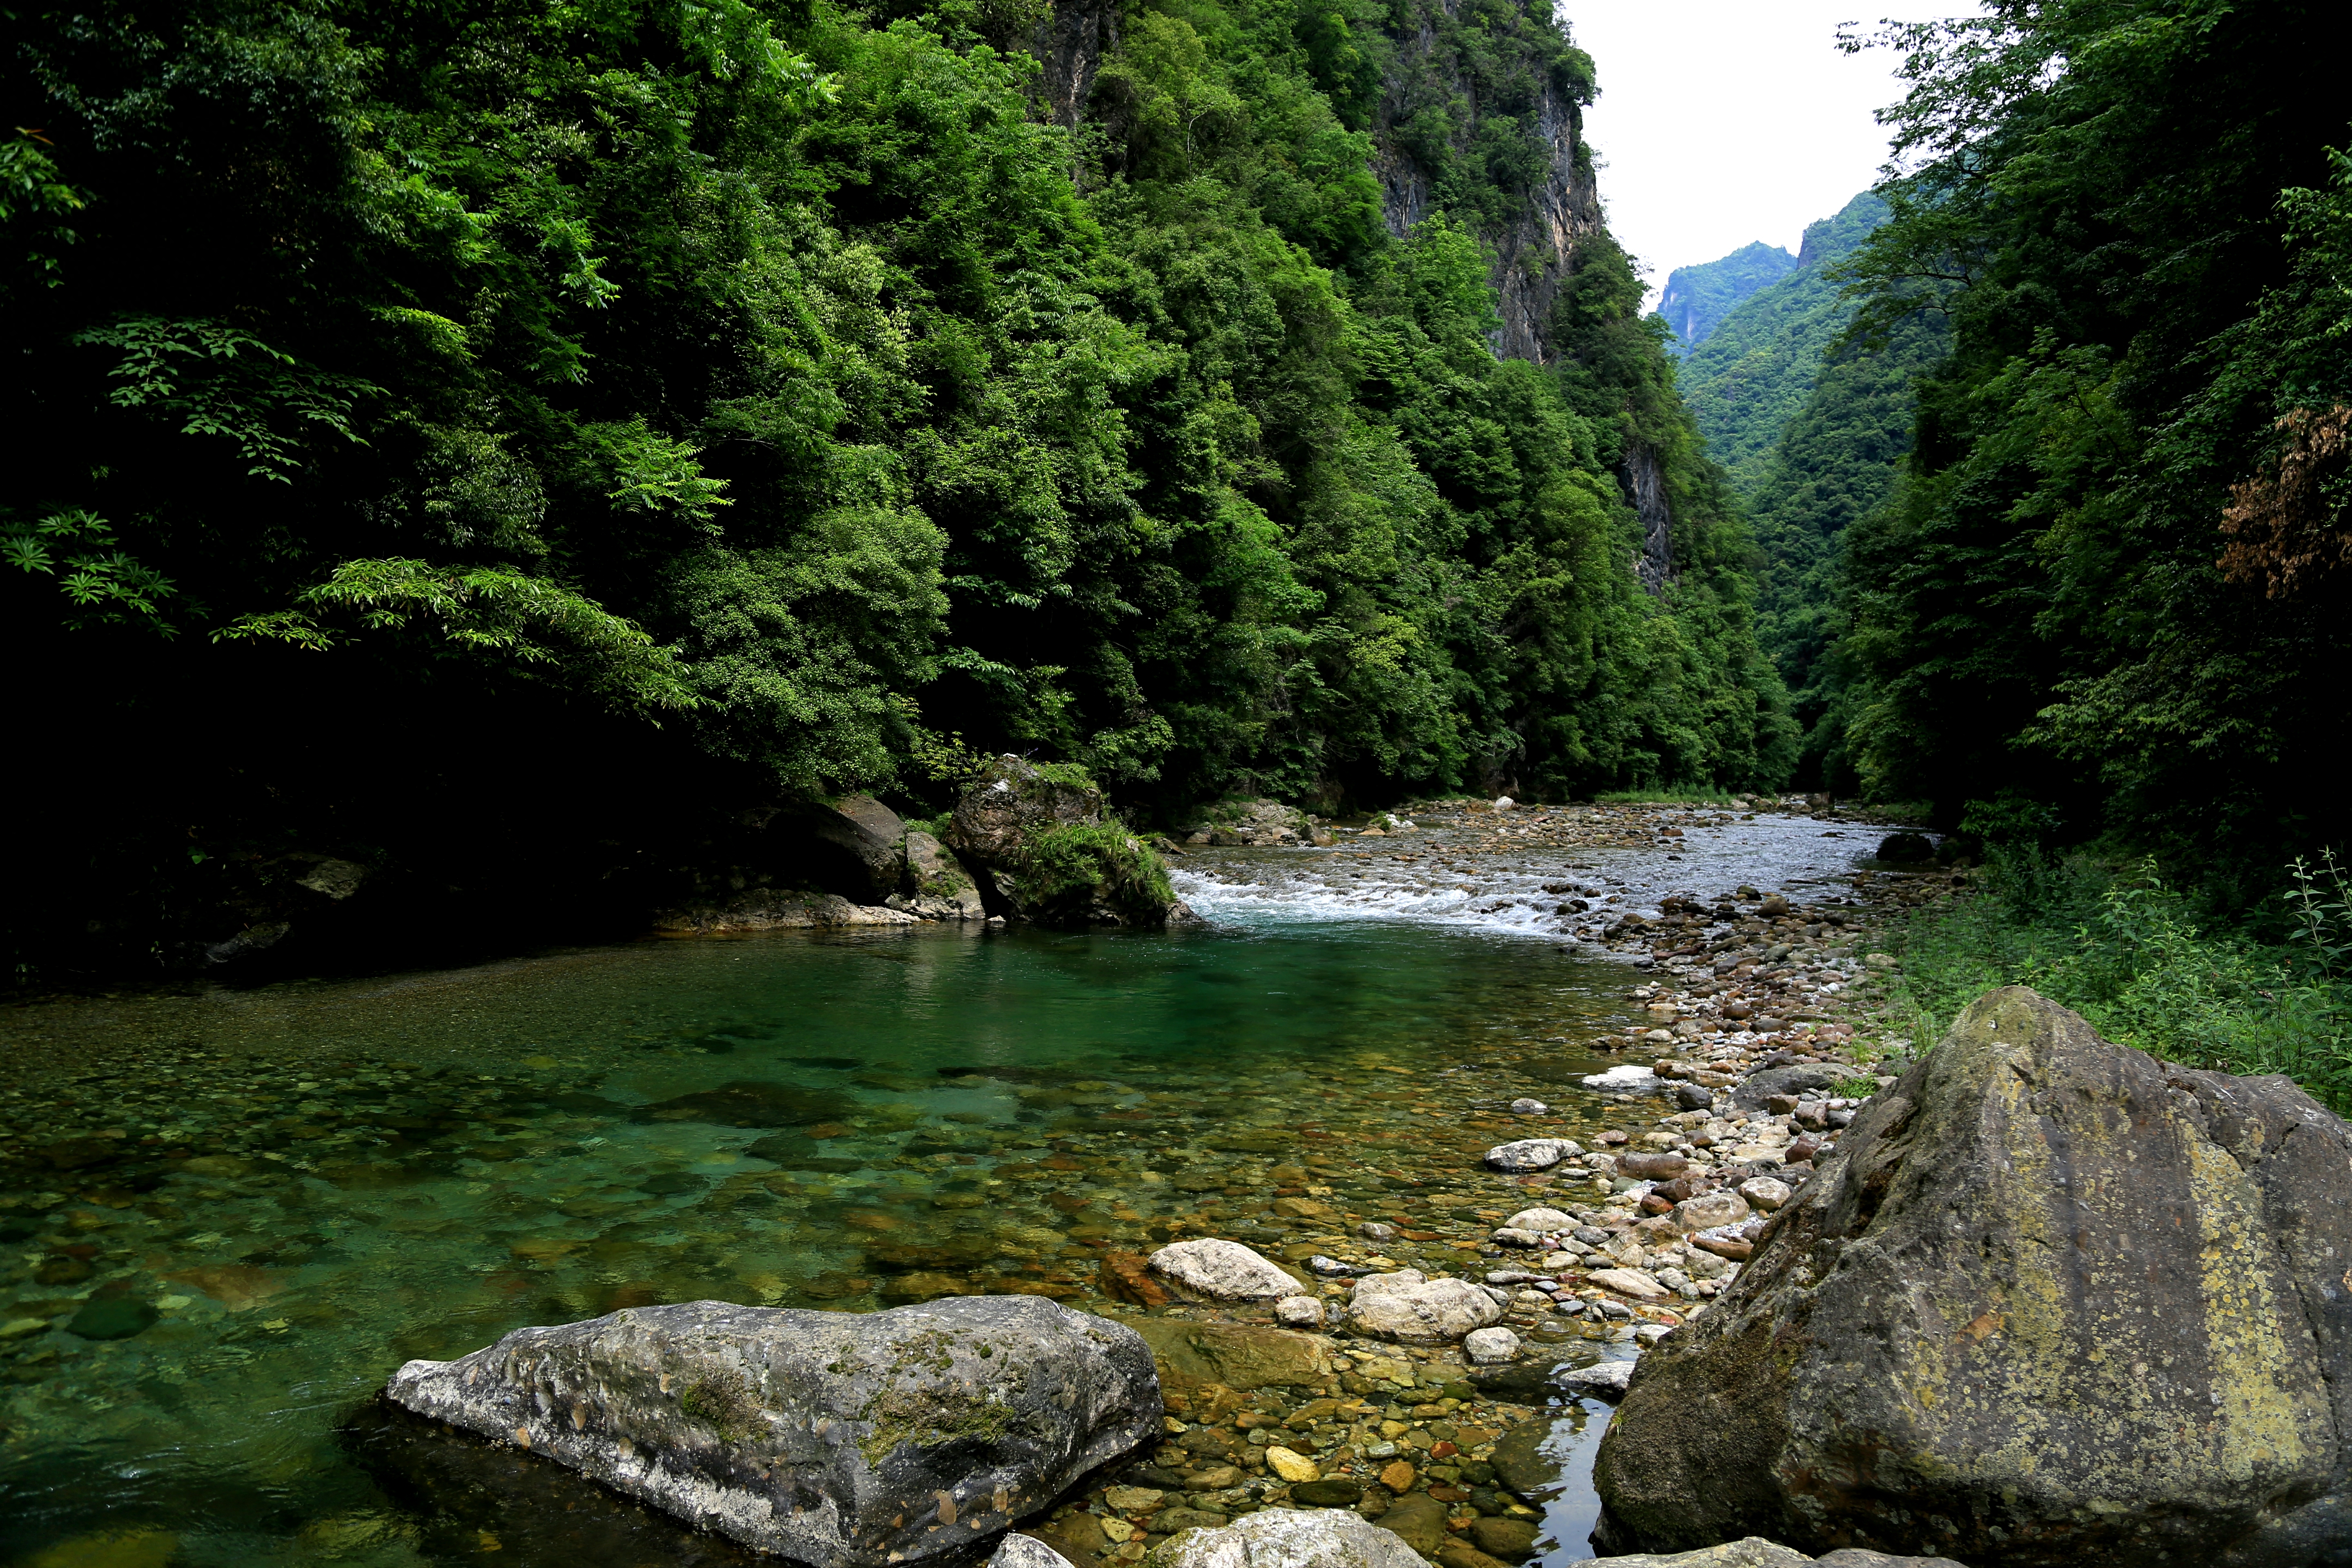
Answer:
[1620,445,1676,591]
[1030,0,1118,130]
[1358,0,1604,365]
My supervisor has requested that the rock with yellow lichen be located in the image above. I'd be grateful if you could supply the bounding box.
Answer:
[1590,985,2352,1567]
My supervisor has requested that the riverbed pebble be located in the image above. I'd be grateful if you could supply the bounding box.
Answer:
[1147,1239,1297,1301]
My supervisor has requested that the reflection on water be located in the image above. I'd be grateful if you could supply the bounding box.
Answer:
[0,920,1637,1566]
[1526,1392,1619,1568]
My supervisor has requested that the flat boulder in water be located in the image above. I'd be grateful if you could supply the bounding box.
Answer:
[1560,1544,1813,1568]
[383,1296,1160,1567]
[1146,1238,1296,1301]
[1345,1270,1505,1344]
[634,1080,854,1128]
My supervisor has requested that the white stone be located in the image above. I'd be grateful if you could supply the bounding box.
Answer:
[1584,1267,1670,1301]
[1738,1176,1792,1211]
[1490,1228,1544,1249]
[990,1535,1077,1568]
[1143,1506,1425,1568]
[1463,1327,1521,1364]
[1484,1138,1575,1172]
[1503,1207,1575,1232]
[1274,1295,1326,1328]
[1581,1065,1662,1093]
[1346,1270,1506,1344]
[1509,1097,1548,1115]
[1554,1361,1635,1401]
[1147,1238,1297,1301]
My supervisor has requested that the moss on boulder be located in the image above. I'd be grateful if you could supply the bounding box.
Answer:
[1592,985,2352,1566]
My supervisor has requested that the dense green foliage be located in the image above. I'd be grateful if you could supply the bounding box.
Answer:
[1821,0,2350,882]
[1676,193,1888,494]
[1741,316,1946,788]
[1023,820,1177,919]
[5,0,1788,973]
[1654,241,1795,358]
[1888,849,2352,1114]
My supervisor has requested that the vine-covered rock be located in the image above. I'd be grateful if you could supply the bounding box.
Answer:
[944,757,1197,928]
[383,1296,1161,1568]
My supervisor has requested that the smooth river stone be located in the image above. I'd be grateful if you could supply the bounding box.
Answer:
[1147,1238,1296,1300]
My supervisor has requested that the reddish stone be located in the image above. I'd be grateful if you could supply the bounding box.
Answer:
[1098,1252,1170,1308]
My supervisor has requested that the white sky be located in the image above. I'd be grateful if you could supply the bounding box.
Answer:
[1558,2,1979,307]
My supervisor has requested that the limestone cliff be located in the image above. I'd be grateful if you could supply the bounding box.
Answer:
[1030,0,1118,131]
[1366,4,1604,365]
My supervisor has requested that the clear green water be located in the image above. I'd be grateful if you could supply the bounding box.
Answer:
[0,920,1635,1567]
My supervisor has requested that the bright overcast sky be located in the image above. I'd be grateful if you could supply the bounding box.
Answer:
[1559,2,1979,307]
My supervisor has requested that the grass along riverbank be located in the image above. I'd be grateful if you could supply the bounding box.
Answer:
[1880,850,2352,1115]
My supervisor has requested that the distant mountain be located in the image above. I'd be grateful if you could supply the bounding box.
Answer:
[1673,189,1947,786]
[1654,241,1797,356]
[1674,192,1890,494]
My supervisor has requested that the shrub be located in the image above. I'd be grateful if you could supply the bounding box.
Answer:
[1886,850,2352,1114]
[1022,823,1175,923]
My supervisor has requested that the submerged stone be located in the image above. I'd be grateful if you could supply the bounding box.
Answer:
[634,1082,855,1129]
[67,1296,158,1340]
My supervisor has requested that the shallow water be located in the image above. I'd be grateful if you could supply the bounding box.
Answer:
[0,808,1905,1566]
[0,920,1643,1565]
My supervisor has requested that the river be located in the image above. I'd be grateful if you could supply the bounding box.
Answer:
[0,803,1903,1567]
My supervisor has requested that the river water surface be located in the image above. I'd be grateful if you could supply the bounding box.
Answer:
[0,808,1893,1567]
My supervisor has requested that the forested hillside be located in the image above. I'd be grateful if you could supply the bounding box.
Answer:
[1674,193,1887,494]
[1654,241,1795,358]
[1828,0,2348,885]
[1664,192,1942,788]
[3,0,1786,977]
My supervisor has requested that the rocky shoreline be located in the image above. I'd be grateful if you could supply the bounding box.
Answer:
[362,967,2352,1568]
[384,800,2000,1565]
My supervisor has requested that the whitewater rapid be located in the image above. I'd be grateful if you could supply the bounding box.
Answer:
[1169,804,1927,940]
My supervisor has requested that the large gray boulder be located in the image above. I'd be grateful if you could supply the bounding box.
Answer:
[1143,1506,1424,1568]
[810,793,911,904]
[1592,986,2352,1567]
[944,756,1196,929]
[383,1296,1160,1567]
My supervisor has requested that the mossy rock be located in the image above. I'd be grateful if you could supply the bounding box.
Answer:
[1592,985,2352,1564]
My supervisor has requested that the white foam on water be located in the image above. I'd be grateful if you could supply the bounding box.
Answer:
[1170,864,1581,939]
